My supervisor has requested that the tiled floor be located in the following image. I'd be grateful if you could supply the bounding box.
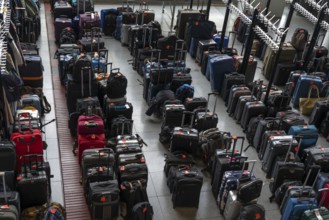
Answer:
[38,1,329,219]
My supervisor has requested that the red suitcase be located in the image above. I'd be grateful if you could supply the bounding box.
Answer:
[77,114,104,135]
[319,184,329,209]
[10,113,43,172]
[78,133,105,164]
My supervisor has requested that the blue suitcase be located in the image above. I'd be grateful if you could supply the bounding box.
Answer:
[281,197,317,220]
[114,15,122,40]
[314,172,329,191]
[207,55,234,93]
[100,9,118,31]
[287,125,319,160]
[204,53,222,80]
[189,37,201,58]
[292,75,323,107]
[213,33,229,49]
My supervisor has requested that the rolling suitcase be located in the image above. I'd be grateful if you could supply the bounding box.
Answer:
[201,51,221,75]
[292,75,323,107]
[223,190,242,220]
[84,166,115,196]
[258,130,286,160]
[106,68,127,99]
[118,163,148,183]
[240,101,267,131]
[79,12,100,35]
[175,9,200,39]
[77,133,105,164]
[110,116,133,138]
[0,141,16,172]
[54,17,72,43]
[302,207,329,220]
[100,8,118,31]
[103,13,118,36]
[18,55,43,88]
[161,104,185,128]
[304,145,329,175]
[121,24,134,46]
[117,152,145,167]
[53,0,73,20]
[163,151,195,177]
[286,70,306,97]
[221,72,245,103]
[273,63,297,86]
[105,102,133,129]
[171,165,203,208]
[170,71,192,93]
[77,114,104,135]
[0,173,20,219]
[226,86,251,114]
[279,114,306,133]
[195,39,216,64]
[88,180,120,220]
[19,94,42,115]
[252,117,280,152]
[233,95,256,122]
[309,100,329,128]
[17,155,48,209]
[169,111,199,155]
[184,97,207,112]
[194,93,219,132]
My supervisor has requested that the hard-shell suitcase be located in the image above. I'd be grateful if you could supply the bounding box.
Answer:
[258,130,286,160]
[13,109,41,132]
[161,104,185,128]
[18,55,43,88]
[79,12,101,33]
[77,133,105,164]
[105,102,133,129]
[76,96,101,113]
[117,152,145,167]
[79,34,105,52]
[207,54,234,92]
[53,1,73,20]
[17,155,48,209]
[223,190,242,220]
[88,180,120,220]
[171,166,203,208]
[163,151,195,177]
[240,101,267,131]
[169,111,199,155]
[221,72,245,103]
[309,100,329,128]
[196,39,217,64]
[279,114,306,133]
[201,51,221,75]
[110,116,133,137]
[273,63,297,86]
[226,86,251,114]
[167,165,195,193]
[211,136,247,198]
[121,24,134,46]
[194,93,219,132]
[292,75,323,107]
[252,117,280,151]
[0,173,20,220]
[233,95,256,122]
[136,10,155,25]
[304,146,329,175]
[54,17,72,43]
[237,178,263,203]
[103,13,117,36]
[84,166,115,196]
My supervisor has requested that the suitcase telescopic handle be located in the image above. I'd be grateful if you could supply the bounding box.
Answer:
[0,172,7,203]
[303,165,321,189]
[230,136,245,155]
[17,112,33,134]
[241,160,257,176]
[181,111,194,128]
[205,92,219,117]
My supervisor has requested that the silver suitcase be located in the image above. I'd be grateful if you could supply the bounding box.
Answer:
[121,24,132,46]
[223,190,241,220]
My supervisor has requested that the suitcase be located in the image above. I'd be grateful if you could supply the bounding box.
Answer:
[211,136,247,198]
[13,110,41,132]
[0,173,20,219]
[233,55,257,84]
[53,0,73,20]
[106,68,127,99]
[201,51,221,75]
[136,10,155,25]
[286,70,306,97]
[258,130,286,160]
[240,101,267,131]
[252,117,280,152]
[79,34,105,52]
[195,39,216,64]
[221,72,245,103]
[54,17,72,43]
[17,155,48,209]
[273,62,297,86]
[84,166,115,196]
[77,133,105,164]
[10,113,43,173]
[176,9,200,39]
[292,75,323,107]
[118,163,148,183]
[207,54,234,92]
[170,71,192,93]
[18,55,43,88]
[213,32,229,49]
[233,95,256,123]
[161,104,185,128]
[281,195,317,220]
[226,86,251,115]
[288,125,319,160]
[262,136,298,178]
[79,12,100,33]
[239,203,266,220]
[105,102,133,129]
[0,141,16,171]
[237,178,263,203]
[121,24,133,46]
[114,15,122,40]
[76,96,101,113]
[122,12,136,25]
[302,207,329,220]
[19,94,42,115]
[100,9,118,31]
[184,97,207,112]
[171,166,203,208]
[223,190,242,220]
[77,114,104,135]
[169,111,199,155]
[279,114,306,133]
[103,13,117,36]
[88,180,120,220]
[110,116,133,138]
[309,100,329,128]
[117,152,145,167]
[163,151,195,177]
[194,93,219,132]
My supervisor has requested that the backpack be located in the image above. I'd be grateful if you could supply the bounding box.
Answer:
[73,54,94,83]
[59,27,76,44]
[291,28,308,51]
[106,69,127,99]
[127,202,153,220]
[43,202,66,220]
[175,84,194,102]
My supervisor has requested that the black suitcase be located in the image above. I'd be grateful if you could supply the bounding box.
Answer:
[304,146,329,185]
[171,166,203,208]
[176,9,200,39]
[76,96,100,113]
[262,136,299,178]
[0,172,21,215]
[221,72,245,103]
[194,93,219,132]
[170,71,192,93]
[233,95,256,122]
[279,115,306,133]
[149,68,174,85]
[196,39,217,64]
[115,144,142,158]
[0,141,16,171]
[309,100,329,128]
[88,180,120,220]
[253,118,280,152]
[240,101,267,131]
[163,151,195,177]
[239,203,266,220]
[184,97,207,112]
[161,104,185,128]
[18,55,43,88]
[53,1,73,20]
[258,130,286,160]
[84,166,115,195]
[122,12,137,25]
[105,102,133,129]
[117,152,145,167]
[226,86,251,114]
[66,74,98,114]
[273,63,297,86]
[118,163,148,183]
[169,111,199,155]
[110,116,133,138]
[211,136,248,198]
[17,155,48,209]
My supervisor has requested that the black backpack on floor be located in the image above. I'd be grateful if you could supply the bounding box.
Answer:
[127,202,154,220]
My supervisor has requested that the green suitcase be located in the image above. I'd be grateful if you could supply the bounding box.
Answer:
[302,207,329,220]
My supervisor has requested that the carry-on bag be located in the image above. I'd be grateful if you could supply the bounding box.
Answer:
[226,86,251,114]
[77,133,105,164]
[106,68,128,99]
[118,163,148,183]
[258,130,286,160]
[194,93,219,132]
[163,151,195,177]
[221,72,245,103]
[77,114,104,135]
[240,101,267,131]
[0,172,20,219]
[54,16,72,43]
[184,97,207,112]
[18,55,43,88]
[239,202,266,220]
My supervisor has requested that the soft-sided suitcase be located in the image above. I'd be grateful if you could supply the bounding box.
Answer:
[100,9,118,31]
[279,114,306,133]
[169,111,199,155]
[309,100,329,128]
[176,9,200,40]
[184,97,207,112]
[117,152,145,167]
[118,163,148,183]
[171,166,203,208]
[0,173,20,220]
[103,13,117,36]
[77,133,105,164]
[194,93,219,132]
[163,151,195,177]
[226,86,251,114]
[54,17,72,43]
[17,155,48,209]
[110,116,133,138]
[79,12,101,34]
[105,102,133,129]
[207,55,234,92]
[304,146,329,176]
[240,101,267,131]
[53,1,73,20]
[18,55,43,88]
[252,117,279,151]
[136,10,155,25]
[88,180,120,220]
[106,68,128,99]
[170,71,192,93]
[84,166,115,196]
[19,94,42,115]
[77,114,104,135]
[292,75,323,107]
[196,39,217,64]
[221,72,245,103]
